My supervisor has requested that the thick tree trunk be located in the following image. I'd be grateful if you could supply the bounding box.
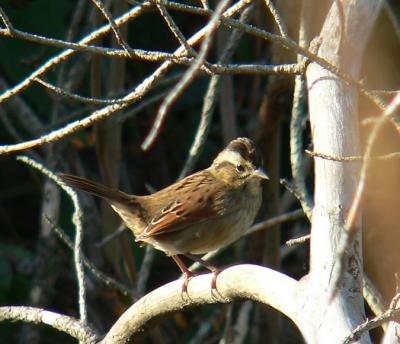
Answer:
[297,1,383,343]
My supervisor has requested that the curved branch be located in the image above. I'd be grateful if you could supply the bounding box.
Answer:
[100,264,299,344]
[0,306,99,344]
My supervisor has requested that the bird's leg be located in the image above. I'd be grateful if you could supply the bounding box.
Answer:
[184,253,222,291]
[171,255,197,295]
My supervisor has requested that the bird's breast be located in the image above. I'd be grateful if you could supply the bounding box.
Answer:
[143,182,263,255]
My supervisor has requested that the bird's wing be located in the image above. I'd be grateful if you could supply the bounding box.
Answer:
[140,172,224,238]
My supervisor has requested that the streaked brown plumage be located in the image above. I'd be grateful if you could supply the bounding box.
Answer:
[59,137,268,290]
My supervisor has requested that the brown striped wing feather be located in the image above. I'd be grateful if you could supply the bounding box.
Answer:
[140,172,223,238]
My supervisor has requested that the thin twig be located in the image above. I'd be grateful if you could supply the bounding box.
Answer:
[0,62,172,155]
[118,90,170,123]
[189,309,222,344]
[137,245,156,297]
[389,273,400,309]
[0,25,301,75]
[65,0,87,43]
[0,2,151,104]
[279,178,309,211]
[232,301,253,344]
[17,156,87,323]
[245,208,305,237]
[0,5,13,32]
[188,209,304,271]
[179,4,253,178]
[154,0,196,56]
[35,78,129,105]
[0,76,44,135]
[0,26,190,60]
[0,108,42,162]
[381,274,400,342]
[157,0,387,112]
[262,0,288,38]
[45,215,135,298]
[90,0,136,59]
[289,0,313,221]
[0,0,388,122]
[95,224,128,247]
[290,76,312,219]
[306,149,400,161]
[199,0,209,10]
[285,234,311,247]
[363,274,387,319]
[153,0,214,75]
[341,298,400,344]
[141,0,233,150]
[0,1,250,155]
[0,108,21,140]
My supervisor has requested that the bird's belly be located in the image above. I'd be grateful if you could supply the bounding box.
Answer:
[140,182,262,256]
[146,207,257,255]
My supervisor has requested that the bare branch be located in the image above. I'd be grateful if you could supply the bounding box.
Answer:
[262,0,288,38]
[232,300,253,344]
[179,4,253,178]
[0,5,13,32]
[17,156,88,323]
[285,234,311,247]
[363,274,387,319]
[46,216,135,298]
[341,305,400,344]
[0,76,44,134]
[0,2,151,104]
[0,25,302,76]
[100,265,299,344]
[90,0,136,58]
[188,208,304,272]
[154,0,198,56]
[137,245,156,297]
[141,0,232,150]
[0,306,99,344]
[35,78,129,105]
[245,208,305,237]
[307,149,400,162]
[0,0,250,155]
[279,178,311,211]
[289,0,313,221]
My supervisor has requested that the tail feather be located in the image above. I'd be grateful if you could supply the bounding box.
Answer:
[59,173,148,235]
[58,173,130,204]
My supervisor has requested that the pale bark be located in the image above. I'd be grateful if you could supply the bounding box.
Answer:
[297,0,383,343]
[100,265,299,344]
[0,0,387,343]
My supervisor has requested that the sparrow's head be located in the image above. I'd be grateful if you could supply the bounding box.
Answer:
[211,137,269,184]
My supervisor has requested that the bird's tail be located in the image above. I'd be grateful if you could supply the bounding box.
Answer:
[58,173,148,235]
[58,173,130,204]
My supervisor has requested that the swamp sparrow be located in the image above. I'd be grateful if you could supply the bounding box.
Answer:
[59,137,268,291]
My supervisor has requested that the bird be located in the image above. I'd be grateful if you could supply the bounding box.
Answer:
[59,137,269,292]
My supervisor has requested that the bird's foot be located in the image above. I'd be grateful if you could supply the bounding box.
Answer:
[181,271,200,298]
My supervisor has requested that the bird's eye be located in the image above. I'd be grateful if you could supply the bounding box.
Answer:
[236,163,245,173]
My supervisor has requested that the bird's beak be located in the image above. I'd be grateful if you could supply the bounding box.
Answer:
[253,168,269,180]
